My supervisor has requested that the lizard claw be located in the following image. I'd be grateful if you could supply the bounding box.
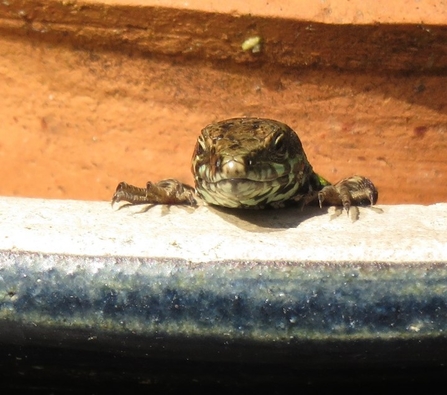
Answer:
[111,179,197,208]
[318,175,379,221]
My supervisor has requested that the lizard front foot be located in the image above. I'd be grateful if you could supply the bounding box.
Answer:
[318,175,380,221]
[111,179,197,208]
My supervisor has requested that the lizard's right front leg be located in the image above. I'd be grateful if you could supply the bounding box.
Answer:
[111,179,197,207]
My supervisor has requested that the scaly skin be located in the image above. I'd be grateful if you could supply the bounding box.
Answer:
[112,118,378,219]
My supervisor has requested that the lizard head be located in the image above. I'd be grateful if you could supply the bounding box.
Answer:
[191,117,313,208]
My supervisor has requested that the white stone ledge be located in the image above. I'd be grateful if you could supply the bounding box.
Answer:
[1,198,446,395]
[0,197,445,264]
[1,196,447,371]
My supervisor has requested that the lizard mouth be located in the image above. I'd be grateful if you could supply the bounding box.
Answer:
[195,153,300,183]
[195,174,299,209]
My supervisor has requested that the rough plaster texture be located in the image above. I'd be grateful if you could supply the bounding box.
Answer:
[0,0,446,205]
[97,0,447,23]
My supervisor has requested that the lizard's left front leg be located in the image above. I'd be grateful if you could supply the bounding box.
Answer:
[112,179,197,207]
[318,175,379,220]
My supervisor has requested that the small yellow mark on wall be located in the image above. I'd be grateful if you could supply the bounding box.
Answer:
[241,36,262,53]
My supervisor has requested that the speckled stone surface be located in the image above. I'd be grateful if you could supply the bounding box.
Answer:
[0,197,447,388]
[2,252,447,344]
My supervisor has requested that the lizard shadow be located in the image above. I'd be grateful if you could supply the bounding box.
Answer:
[206,205,329,233]
[115,201,349,232]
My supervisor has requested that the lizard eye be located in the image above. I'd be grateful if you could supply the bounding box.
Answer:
[271,131,286,154]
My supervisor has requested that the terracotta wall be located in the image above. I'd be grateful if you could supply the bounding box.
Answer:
[1,0,447,204]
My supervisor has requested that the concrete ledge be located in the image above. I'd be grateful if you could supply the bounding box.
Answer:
[1,197,445,263]
[1,196,446,342]
[1,197,447,388]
